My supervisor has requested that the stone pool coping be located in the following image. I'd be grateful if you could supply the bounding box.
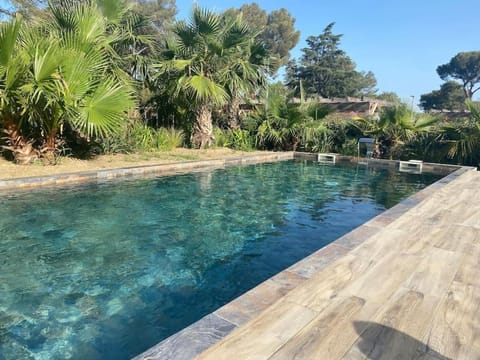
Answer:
[0,152,294,191]
[133,154,476,360]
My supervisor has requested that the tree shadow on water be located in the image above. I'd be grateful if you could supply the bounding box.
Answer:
[352,321,451,360]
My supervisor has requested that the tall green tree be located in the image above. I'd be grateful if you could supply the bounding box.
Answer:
[262,8,300,73]
[0,0,45,19]
[224,2,266,31]
[1,0,91,20]
[286,23,377,98]
[373,91,402,104]
[224,3,300,74]
[420,81,466,111]
[155,7,267,148]
[437,51,480,100]
[130,0,176,34]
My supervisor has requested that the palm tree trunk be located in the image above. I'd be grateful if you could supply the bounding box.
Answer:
[291,136,299,151]
[1,121,39,164]
[42,128,59,165]
[226,97,241,129]
[191,104,214,148]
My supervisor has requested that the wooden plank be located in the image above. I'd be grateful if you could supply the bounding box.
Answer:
[349,228,409,260]
[360,222,441,257]
[268,296,377,360]
[284,254,374,312]
[343,288,443,360]
[196,299,317,360]
[454,241,480,288]
[422,281,480,360]
[404,247,461,298]
[340,253,421,302]
[431,224,480,255]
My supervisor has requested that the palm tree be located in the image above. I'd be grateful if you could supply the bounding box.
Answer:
[219,23,268,129]
[0,15,40,164]
[252,84,331,151]
[352,104,438,159]
[0,2,134,164]
[444,101,480,166]
[155,7,268,148]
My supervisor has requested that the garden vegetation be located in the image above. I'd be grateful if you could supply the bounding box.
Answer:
[1,0,480,166]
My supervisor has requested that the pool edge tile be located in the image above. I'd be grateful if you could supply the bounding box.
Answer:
[0,152,295,191]
[214,271,307,327]
[334,225,382,249]
[287,244,350,279]
[132,313,236,360]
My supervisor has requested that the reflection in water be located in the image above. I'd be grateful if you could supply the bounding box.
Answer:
[198,171,213,192]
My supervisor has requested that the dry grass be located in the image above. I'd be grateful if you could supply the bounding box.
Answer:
[0,148,271,179]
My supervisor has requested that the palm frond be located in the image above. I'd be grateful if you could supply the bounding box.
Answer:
[222,18,250,49]
[0,14,22,67]
[192,6,220,37]
[466,101,480,124]
[74,79,134,138]
[33,43,62,82]
[95,0,130,24]
[413,114,439,131]
[173,20,198,53]
[181,74,227,105]
[61,50,101,101]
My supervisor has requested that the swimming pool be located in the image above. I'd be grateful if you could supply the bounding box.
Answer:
[0,160,443,359]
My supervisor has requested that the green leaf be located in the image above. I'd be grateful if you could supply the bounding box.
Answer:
[74,79,133,138]
[96,0,130,24]
[0,15,22,67]
[61,51,96,102]
[192,7,220,37]
[183,74,227,105]
[33,44,62,83]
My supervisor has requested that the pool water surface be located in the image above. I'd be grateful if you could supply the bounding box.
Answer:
[0,160,443,359]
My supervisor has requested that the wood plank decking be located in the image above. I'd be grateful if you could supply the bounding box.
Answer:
[197,169,480,360]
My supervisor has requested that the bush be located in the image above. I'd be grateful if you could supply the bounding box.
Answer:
[211,127,254,151]
[213,127,229,147]
[225,129,254,151]
[130,123,157,151]
[156,128,185,151]
[100,124,184,154]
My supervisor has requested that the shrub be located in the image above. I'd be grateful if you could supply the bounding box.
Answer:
[156,128,185,151]
[213,127,228,147]
[225,129,254,151]
[100,124,184,153]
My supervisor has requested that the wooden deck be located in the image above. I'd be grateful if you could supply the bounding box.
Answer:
[197,169,480,360]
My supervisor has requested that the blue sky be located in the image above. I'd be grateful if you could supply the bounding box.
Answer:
[176,0,479,103]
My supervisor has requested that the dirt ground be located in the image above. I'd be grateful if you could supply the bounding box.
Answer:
[0,148,271,179]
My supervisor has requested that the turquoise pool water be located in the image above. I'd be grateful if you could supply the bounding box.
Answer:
[0,160,442,359]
